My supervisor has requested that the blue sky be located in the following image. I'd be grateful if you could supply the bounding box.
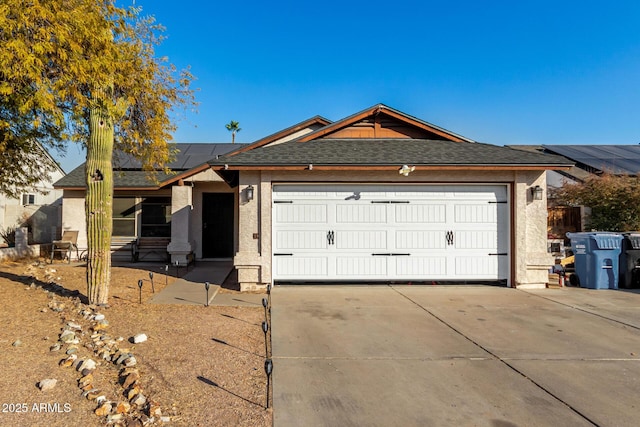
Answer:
[57,0,640,172]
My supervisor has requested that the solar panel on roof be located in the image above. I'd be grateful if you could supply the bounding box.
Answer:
[543,145,640,175]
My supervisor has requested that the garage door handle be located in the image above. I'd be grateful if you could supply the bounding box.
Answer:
[327,231,335,245]
[446,231,454,245]
[488,253,508,256]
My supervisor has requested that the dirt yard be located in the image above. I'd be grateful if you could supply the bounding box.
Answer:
[0,259,272,427]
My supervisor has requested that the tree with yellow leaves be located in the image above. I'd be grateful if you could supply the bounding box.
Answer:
[0,0,195,304]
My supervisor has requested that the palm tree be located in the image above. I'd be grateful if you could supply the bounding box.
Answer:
[225,120,241,143]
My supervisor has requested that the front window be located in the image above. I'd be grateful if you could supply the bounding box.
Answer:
[112,198,136,236]
[141,197,172,237]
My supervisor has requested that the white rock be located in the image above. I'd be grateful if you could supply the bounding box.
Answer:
[124,356,137,367]
[38,379,57,391]
[78,359,97,371]
[133,333,148,344]
[59,330,75,342]
[94,313,105,321]
[130,393,146,406]
[67,322,82,331]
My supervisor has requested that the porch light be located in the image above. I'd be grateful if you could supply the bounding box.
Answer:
[531,185,544,201]
[246,185,254,201]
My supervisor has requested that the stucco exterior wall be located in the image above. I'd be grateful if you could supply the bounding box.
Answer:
[61,190,87,253]
[1,168,64,245]
[234,169,552,290]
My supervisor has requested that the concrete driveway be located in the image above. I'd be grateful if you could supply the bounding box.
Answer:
[271,286,640,427]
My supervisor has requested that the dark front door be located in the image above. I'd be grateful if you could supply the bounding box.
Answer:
[202,193,234,258]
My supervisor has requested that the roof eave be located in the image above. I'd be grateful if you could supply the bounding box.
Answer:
[212,164,573,171]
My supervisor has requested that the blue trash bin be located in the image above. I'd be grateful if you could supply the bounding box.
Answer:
[567,232,623,289]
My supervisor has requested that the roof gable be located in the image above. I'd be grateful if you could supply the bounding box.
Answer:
[229,115,332,156]
[296,104,474,143]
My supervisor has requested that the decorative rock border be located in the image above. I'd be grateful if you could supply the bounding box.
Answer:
[23,264,170,425]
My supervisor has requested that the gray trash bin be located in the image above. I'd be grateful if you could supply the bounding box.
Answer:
[620,233,640,289]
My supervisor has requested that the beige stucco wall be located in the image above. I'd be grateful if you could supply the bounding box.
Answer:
[61,190,87,252]
[234,169,552,290]
[1,168,64,244]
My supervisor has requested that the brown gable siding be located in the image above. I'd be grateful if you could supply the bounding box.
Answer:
[320,115,452,140]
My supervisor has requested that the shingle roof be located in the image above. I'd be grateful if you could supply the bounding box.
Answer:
[542,145,640,174]
[54,165,177,189]
[55,143,245,188]
[114,143,246,170]
[209,139,572,167]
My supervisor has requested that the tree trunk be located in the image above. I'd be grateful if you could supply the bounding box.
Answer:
[85,91,114,305]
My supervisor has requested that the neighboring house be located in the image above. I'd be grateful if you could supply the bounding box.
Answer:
[0,143,65,246]
[55,104,572,289]
[509,145,640,243]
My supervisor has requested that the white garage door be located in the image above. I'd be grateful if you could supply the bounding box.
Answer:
[272,184,509,283]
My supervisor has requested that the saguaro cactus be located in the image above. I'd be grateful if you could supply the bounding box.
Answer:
[85,91,114,305]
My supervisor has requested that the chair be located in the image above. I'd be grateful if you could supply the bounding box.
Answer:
[51,231,79,264]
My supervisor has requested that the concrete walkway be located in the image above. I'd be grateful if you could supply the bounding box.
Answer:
[148,261,264,306]
[271,285,640,427]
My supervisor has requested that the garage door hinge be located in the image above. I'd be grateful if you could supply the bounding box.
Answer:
[274,200,293,204]
[372,253,411,256]
[488,253,508,256]
[371,201,410,204]
[274,253,293,256]
[488,201,508,204]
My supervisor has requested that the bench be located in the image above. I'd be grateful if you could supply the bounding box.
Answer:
[110,236,136,261]
[133,237,171,262]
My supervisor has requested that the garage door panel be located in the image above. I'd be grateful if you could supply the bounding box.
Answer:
[455,257,498,277]
[336,256,388,276]
[275,257,328,277]
[455,230,497,250]
[274,231,327,250]
[336,231,387,250]
[335,204,387,223]
[395,256,447,276]
[454,204,497,223]
[396,230,446,249]
[275,204,327,223]
[395,204,446,223]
